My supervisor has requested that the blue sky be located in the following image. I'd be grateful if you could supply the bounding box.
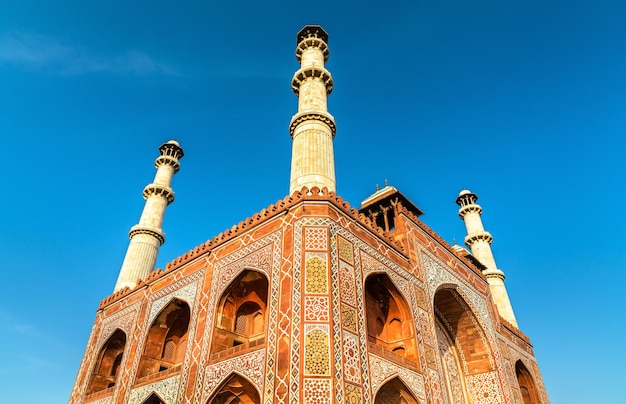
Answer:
[1,1,625,402]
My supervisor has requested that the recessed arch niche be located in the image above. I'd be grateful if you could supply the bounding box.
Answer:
[210,269,269,356]
[516,360,541,404]
[86,328,127,394]
[142,392,165,404]
[434,286,498,404]
[364,273,418,362]
[136,298,191,380]
[374,377,419,404]
[206,373,261,404]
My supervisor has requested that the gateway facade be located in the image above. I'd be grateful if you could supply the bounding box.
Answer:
[70,26,548,404]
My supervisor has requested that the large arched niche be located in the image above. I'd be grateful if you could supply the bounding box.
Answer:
[206,372,261,404]
[374,377,419,404]
[433,287,494,376]
[136,298,191,380]
[364,273,418,362]
[86,329,127,394]
[516,360,541,404]
[210,269,269,356]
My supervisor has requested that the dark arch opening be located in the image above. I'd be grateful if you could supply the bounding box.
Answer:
[433,287,493,375]
[86,329,127,395]
[374,377,419,404]
[207,373,260,404]
[365,273,418,363]
[142,393,165,404]
[211,270,269,357]
[516,360,541,404]
[136,299,190,380]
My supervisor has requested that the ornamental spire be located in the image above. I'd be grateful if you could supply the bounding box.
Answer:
[456,190,518,327]
[289,25,337,194]
[114,140,184,291]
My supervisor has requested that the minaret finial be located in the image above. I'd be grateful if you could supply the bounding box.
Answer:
[456,189,518,327]
[114,140,184,291]
[289,25,337,194]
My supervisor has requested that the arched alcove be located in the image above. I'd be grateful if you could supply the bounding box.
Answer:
[516,360,541,404]
[365,273,418,362]
[86,329,127,394]
[433,287,493,376]
[142,393,165,404]
[137,299,190,380]
[211,270,269,356]
[207,373,260,404]
[374,377,419,404]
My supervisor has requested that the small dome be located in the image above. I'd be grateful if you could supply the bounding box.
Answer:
[458,189,473,197]
[165,140,180,147]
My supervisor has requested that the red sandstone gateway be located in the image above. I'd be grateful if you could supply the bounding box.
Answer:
[70,26,548,404]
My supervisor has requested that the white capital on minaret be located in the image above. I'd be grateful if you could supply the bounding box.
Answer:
[456,190,518,327]
[289,25,337,194]
[114,140,184,292]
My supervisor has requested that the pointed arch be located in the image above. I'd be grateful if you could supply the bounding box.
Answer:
[516,360,541,404]
[374,377,419,404]
[142,392,166,404]
[137,298,190,380]
[433,286,494,375]
[211,269,269,357]
[86,328,127,394]
[365,273,418,363]
[206,372,261,404]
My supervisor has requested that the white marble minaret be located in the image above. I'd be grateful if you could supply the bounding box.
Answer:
[114,140,184,291]
[456,190,518,327]
[289,25,337,194]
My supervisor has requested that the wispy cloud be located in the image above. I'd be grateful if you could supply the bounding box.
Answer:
[0,31,177,76]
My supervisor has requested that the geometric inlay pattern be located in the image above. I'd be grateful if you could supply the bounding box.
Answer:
[305,227,328,251]
[425,346,438,370]
[214,244,273,295]
[305,296,330,322]
[339,261,357,306]
[128,374,180,404]
[199,349,265,403]
[423,253,492,335]
[337,236,354,265]
[304,326,330,375]
[465,371,501,404]
[342,332,361,384]
[96,303,139,347]
[360,251,411,299]
[305,256,328,294]
[414,286,428,310]
[428,368,445,404]
[149,281,198,324]
[418,310,435,347]
[303,378,332,404]
[341,306,357,333]
[369,354,425,400]
[436,322,466,404]
[344,383,362,404]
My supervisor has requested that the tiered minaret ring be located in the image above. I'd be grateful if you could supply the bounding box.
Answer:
[456,190,518,327]
[114,140,184,292]
[289,25,337,194]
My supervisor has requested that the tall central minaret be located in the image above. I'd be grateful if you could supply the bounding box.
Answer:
[114,140,184,292]
[456,190,518,327]
[289,25,336,194]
